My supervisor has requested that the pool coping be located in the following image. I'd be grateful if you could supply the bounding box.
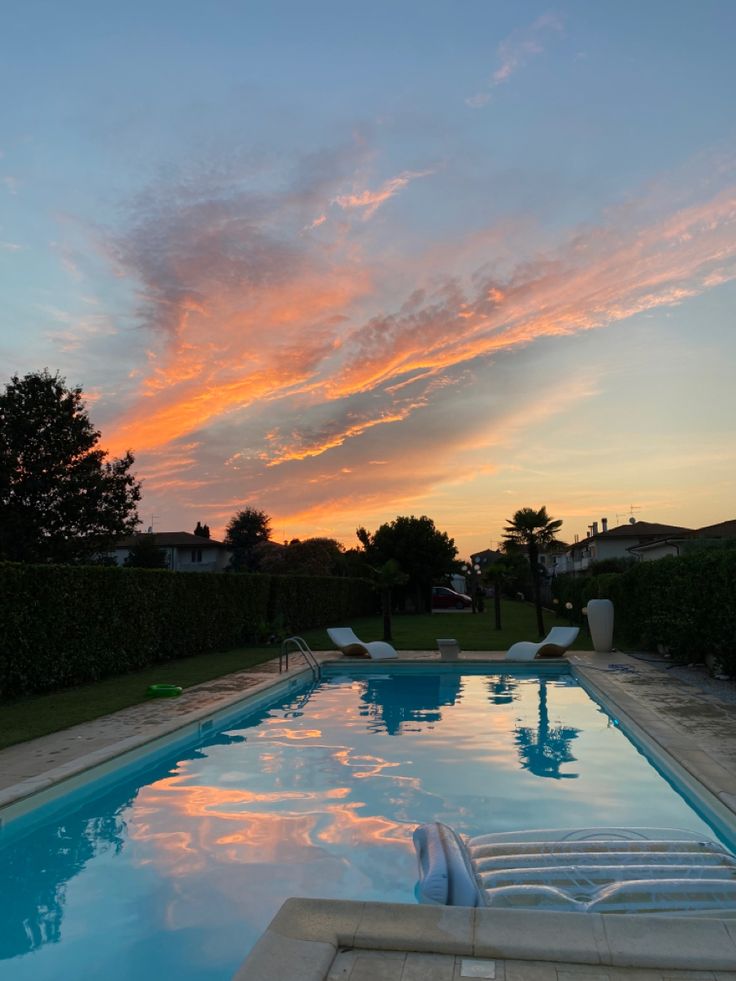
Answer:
[234,898,736,980]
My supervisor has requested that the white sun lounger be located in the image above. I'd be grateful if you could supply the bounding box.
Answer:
[327,626,398,660]
[414,822,736,914]
[506,625,579,661]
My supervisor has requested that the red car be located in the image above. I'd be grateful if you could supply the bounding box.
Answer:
[431,586,472,610]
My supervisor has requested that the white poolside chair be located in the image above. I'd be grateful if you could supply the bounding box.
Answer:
[327,627,398,660]
[506,626,579,661]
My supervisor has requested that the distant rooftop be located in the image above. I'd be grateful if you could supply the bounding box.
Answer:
[114,532,228,548]
[603,520,693,538]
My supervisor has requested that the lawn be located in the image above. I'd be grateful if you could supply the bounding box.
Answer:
[0,646,275,751]
[298,600,589,653]
[0,601,585,751]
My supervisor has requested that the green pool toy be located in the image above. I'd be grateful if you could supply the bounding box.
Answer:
[147,684,183,698]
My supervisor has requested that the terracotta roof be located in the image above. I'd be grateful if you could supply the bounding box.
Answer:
[693,519,736,539]
[569,521,693,551]
[113,532,228,549]
[603,521,693,538]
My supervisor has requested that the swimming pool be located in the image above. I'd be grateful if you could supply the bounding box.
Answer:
[0,665,731,980]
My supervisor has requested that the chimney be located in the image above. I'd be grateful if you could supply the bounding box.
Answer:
[601,517,608,533]
[592,521,599,536]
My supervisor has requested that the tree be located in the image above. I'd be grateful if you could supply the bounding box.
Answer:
[482,556,514,631]
[282,537,345,576]
[193,521,210,539]
[0,370,141,564]
[360,515,457,612]
[124,534,168,569]
[502,506,562,637]
[368,559,409,642]
[224,507,272,570]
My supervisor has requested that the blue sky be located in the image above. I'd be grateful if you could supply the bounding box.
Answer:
[2,1,735,553]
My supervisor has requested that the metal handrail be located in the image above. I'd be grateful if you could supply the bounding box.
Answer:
[280,636,321,680]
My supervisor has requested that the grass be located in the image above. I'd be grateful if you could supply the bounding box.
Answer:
[0,646,276,751]
[0,601,587,751]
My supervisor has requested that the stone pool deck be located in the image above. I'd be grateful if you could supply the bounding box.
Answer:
[2,647,736,979]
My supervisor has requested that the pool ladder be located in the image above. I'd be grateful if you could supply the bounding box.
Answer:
[280,636,321,680]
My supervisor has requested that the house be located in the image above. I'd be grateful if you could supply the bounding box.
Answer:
[469,548,504,570]
[538,540,571,578]
[110,532,231,572]
[559,519,693,574]
[628,519,736,561]
[470,545,569,579]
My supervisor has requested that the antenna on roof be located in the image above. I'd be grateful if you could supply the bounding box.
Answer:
[616,505,641,525]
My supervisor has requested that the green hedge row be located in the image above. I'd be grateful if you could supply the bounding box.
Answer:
[0,563,374,697]
[551,550,736,672]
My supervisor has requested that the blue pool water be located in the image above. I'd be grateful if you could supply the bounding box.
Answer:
[0,667,729,980]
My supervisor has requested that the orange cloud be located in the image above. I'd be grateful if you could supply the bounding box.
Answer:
[92,154,736,543]
[333,170,432,219]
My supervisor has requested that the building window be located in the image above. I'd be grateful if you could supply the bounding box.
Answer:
[191,549,202,562]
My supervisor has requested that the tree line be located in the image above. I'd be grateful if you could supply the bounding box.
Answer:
[1,370,562,635]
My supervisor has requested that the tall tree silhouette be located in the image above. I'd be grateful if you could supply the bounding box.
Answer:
[503,506,562,637]
[0,370,140,563]
[224,507,271,570]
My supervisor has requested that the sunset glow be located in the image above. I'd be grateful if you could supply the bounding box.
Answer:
[2,2,735,553]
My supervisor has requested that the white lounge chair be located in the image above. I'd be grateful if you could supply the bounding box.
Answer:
[506,626,579,661]
[327,627,398,660]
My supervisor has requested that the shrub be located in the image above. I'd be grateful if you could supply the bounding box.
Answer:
[551,550,736,673]
[0,563,372,697]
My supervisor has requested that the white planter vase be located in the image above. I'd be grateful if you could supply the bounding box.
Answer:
[587,598,614,653]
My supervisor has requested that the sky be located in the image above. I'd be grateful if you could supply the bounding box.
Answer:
[1,0,735,558]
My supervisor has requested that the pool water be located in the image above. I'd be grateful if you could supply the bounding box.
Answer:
[0,669,727,980]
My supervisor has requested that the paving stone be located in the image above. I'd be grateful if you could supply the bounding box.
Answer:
[459,957,498,978]
[326,948,357,979]
[400,951,456,980]
[347,949,406,981]
[504,962,557,981]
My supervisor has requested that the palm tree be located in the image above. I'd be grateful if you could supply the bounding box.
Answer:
[502,506,562,637]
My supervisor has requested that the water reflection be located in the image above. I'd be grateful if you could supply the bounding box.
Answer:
[359,674,462,734]
[0,703,273,963]
[0,799,130,958]
[514,680,580,779]
[0,673,719,981]
[487,674,518,705]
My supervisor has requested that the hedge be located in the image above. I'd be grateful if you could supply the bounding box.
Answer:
[551,549,736,673]
[0,563,374,698]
